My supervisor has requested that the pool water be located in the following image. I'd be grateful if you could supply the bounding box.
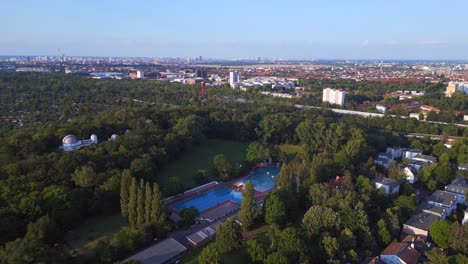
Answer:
[240,166,280,192]
[172,187,242,212]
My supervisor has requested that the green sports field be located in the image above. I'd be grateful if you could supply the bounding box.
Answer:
[158,139,248,188]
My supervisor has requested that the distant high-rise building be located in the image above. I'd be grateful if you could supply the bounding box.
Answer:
[136,70,144,79]
[229,71,241,88]
[322,88,345,107]
[445,81,468,97]
[196,69,207,78]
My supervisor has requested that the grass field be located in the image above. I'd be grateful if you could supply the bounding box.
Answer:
[158,139,248,188]
[64,214,128,256]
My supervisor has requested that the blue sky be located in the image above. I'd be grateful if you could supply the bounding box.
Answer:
[1,0,467,59]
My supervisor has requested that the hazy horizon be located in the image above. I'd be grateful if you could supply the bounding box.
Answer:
[2,0,468,60]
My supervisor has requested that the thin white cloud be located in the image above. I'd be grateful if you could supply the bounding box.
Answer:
[361,40,369,46]
[419,40,449,45]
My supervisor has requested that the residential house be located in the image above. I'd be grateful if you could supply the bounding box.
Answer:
[403,166,418,184]
[427,190,457,215]
[386,147,404,159]
[401,235,432,254]
[403,149,423,160]
[445,178,467,205]
[374,177,400,194]
[380,242,421,264]
[407,160,430,172]
[374,152,394,168]
[412,154,437,164]
[329,176,344,189]
[419,202,447,220]
[403,211,439,238]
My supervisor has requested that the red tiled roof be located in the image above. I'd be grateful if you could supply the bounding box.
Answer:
[381,243,421,264]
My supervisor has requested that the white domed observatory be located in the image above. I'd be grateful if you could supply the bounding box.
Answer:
[60,134,98,152]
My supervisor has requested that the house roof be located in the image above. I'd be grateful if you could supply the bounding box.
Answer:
[419,202,447,216]
[381,242,421,264]
[125,238,186,264]
[413,154,437,163]
[428,190,457,207]
[459,164,468,170]
[445,178,468,195]
[374,177,400,188]
[404,211,439,231]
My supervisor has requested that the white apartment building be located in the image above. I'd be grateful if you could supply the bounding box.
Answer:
[322,88,345,107]
[445,81,468,97]
[229,71,241,88]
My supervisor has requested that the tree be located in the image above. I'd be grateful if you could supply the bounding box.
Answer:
[120,170,131,218]
[72,165,99,188]
[128,177,138,226]
[425,249,449,264]
[450,222,468,254]
[376,218,391,246]
[246,240,266,263]
[277,227,303,261]
[429,220,452,249]
[166,176,184,196]
[215,218,242,253]
[246,142,269,163]
[264,192,287,226]
[264,252,288,264]
[136,179,145,227]
[151,182,166,225]
[199,245,221,264]
[239,181,256,230]
[179,206,199,226]
[322,235,339,261]
[302,205,339,237]
[144,182,152,224]
[213,154,233,180]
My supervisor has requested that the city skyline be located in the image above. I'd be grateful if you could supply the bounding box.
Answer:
[2,0,468,60]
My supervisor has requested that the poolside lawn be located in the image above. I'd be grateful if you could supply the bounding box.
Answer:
[64,214,128,256]
[158,139,248,188]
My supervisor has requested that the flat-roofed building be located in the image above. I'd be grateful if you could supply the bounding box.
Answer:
[419,202,447,220]
[445,178,468,205]
[427,190,457,215]
[186,221,222,247]
[403,211,439,238]
[322,88,345,107]
[412,154,437,164]
[125,237,187,264]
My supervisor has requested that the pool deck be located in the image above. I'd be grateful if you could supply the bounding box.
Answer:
[165,163,279,221]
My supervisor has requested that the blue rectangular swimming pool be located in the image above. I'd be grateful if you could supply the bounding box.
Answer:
[240,166,280,192]
[171,187,242,212]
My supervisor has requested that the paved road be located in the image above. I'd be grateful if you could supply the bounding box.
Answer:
[294,104,468,128]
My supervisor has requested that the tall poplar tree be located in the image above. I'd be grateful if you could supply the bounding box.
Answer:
[128,177,138,226]
[239,180,256,230]
[144,181,153,224]
[151,182,166,224]
[120,170,131,218]
[137,179,145,227]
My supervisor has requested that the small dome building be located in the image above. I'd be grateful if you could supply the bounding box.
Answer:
[60,134,98,152]
[62,135,78,145]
